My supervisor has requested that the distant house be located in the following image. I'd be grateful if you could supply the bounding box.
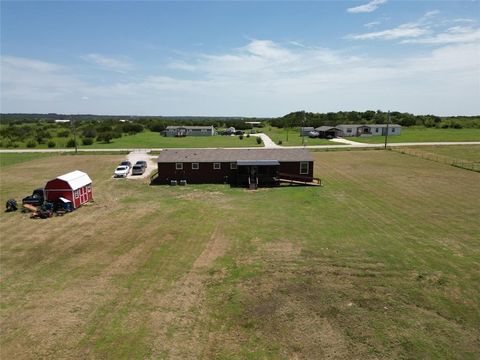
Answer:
[336,124,401,137]
[300,127,315,136]
[163,125,215,137]
[44,170,93,209]
[245,121,262,127]
[225,127,236,135]
[314,126,342,138]
[55,119,70,123]
[155,148,314,188]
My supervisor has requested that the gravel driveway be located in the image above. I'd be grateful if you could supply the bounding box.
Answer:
[126,149,157,179]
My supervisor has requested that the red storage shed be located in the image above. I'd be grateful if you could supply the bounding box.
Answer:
[44,170,93,209]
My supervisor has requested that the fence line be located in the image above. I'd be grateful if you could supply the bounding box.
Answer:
[393,148,480,173]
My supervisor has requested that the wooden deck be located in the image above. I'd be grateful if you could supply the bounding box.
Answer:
[277,172,323,186]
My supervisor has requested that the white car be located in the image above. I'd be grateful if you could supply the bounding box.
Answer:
[114,165,130,178]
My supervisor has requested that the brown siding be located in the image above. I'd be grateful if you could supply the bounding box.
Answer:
[279,161,314,181]
[157,162,234,184]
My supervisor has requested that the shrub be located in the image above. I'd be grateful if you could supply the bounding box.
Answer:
[256,137,262,145]
[278,140,283,145]
[239,135,244,140]
[26,140,37,148]
[247,133,250,138]
[66,139,77,148]
[97,132,114,143]
[82,128,97,138]
[451,121,463,129]
[6,141,19,148]
[47,140,56,148]
[58,130,70,137]
[122,123,144,135]
[82,137,94,145]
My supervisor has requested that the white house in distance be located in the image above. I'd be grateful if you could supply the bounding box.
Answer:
[55,119,70,123]
[163,125,215,137]
[336,124,401,137]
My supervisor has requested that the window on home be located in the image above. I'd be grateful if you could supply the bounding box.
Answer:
[392,128,396,132]
[74,190,79,199]
[213,163,221,170]
[230,162,237,169]
[376,128,379,133]
[175,163,183,170]
[347,128,352,133]
[192,163,199,170]
[300,162,309,174]
[87,184,92,192]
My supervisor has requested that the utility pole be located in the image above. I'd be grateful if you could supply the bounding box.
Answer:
[384,110,390,149]
[302,110,306,146]
[71,119,78,154]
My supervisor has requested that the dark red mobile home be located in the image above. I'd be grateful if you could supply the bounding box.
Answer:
[155,148,314,188]
[44,170,93,209]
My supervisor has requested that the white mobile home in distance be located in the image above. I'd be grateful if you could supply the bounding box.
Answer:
[164,125,215,137]
[336,124,401,137]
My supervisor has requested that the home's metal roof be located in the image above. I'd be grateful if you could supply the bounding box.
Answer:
[366,124,402,128]
[166,125,213,130]
[337,124,401,128]
[237,160,280,166]
[56,170,92,189]
[315,126,340,131]
[157,148,313,163]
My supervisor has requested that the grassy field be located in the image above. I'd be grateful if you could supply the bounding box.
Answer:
[262,127,336,146]
[0,153,57,168]
[347,127,480,143]
[401,145,480,163]
[1,151,479,359]
[0,131,262,149]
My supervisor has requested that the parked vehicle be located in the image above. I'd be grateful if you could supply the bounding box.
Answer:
[131,165,146,175]
[135,160,147,169]
[5,199,18,212]
[235,130,244,135]
[22,188,44,206]
[114,165,130,178]
[119,161,132,170]
[308,131,320,138]
[250,130,257,134]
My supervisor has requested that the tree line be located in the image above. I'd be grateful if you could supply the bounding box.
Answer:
[270,111,480,129]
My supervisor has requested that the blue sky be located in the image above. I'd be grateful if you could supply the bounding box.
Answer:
[1,0,479,116]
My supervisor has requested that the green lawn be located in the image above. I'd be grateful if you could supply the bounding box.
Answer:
[1,151,479,359]
[0,131,262,149]
[403,145,480,163]
[0,152,56,168]
[347,127,480,143]
[262,127,336,146]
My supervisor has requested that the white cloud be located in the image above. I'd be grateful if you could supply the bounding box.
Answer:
[402,26,480,44]
[1,38,479,116]
[81,53,133,72]
[349,23,428,40]
[364,21,381,28]
[1,56,85,102]
[347,0,387,14]
[347,11,442,40]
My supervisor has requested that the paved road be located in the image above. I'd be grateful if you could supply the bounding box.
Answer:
[1,140,480,153]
